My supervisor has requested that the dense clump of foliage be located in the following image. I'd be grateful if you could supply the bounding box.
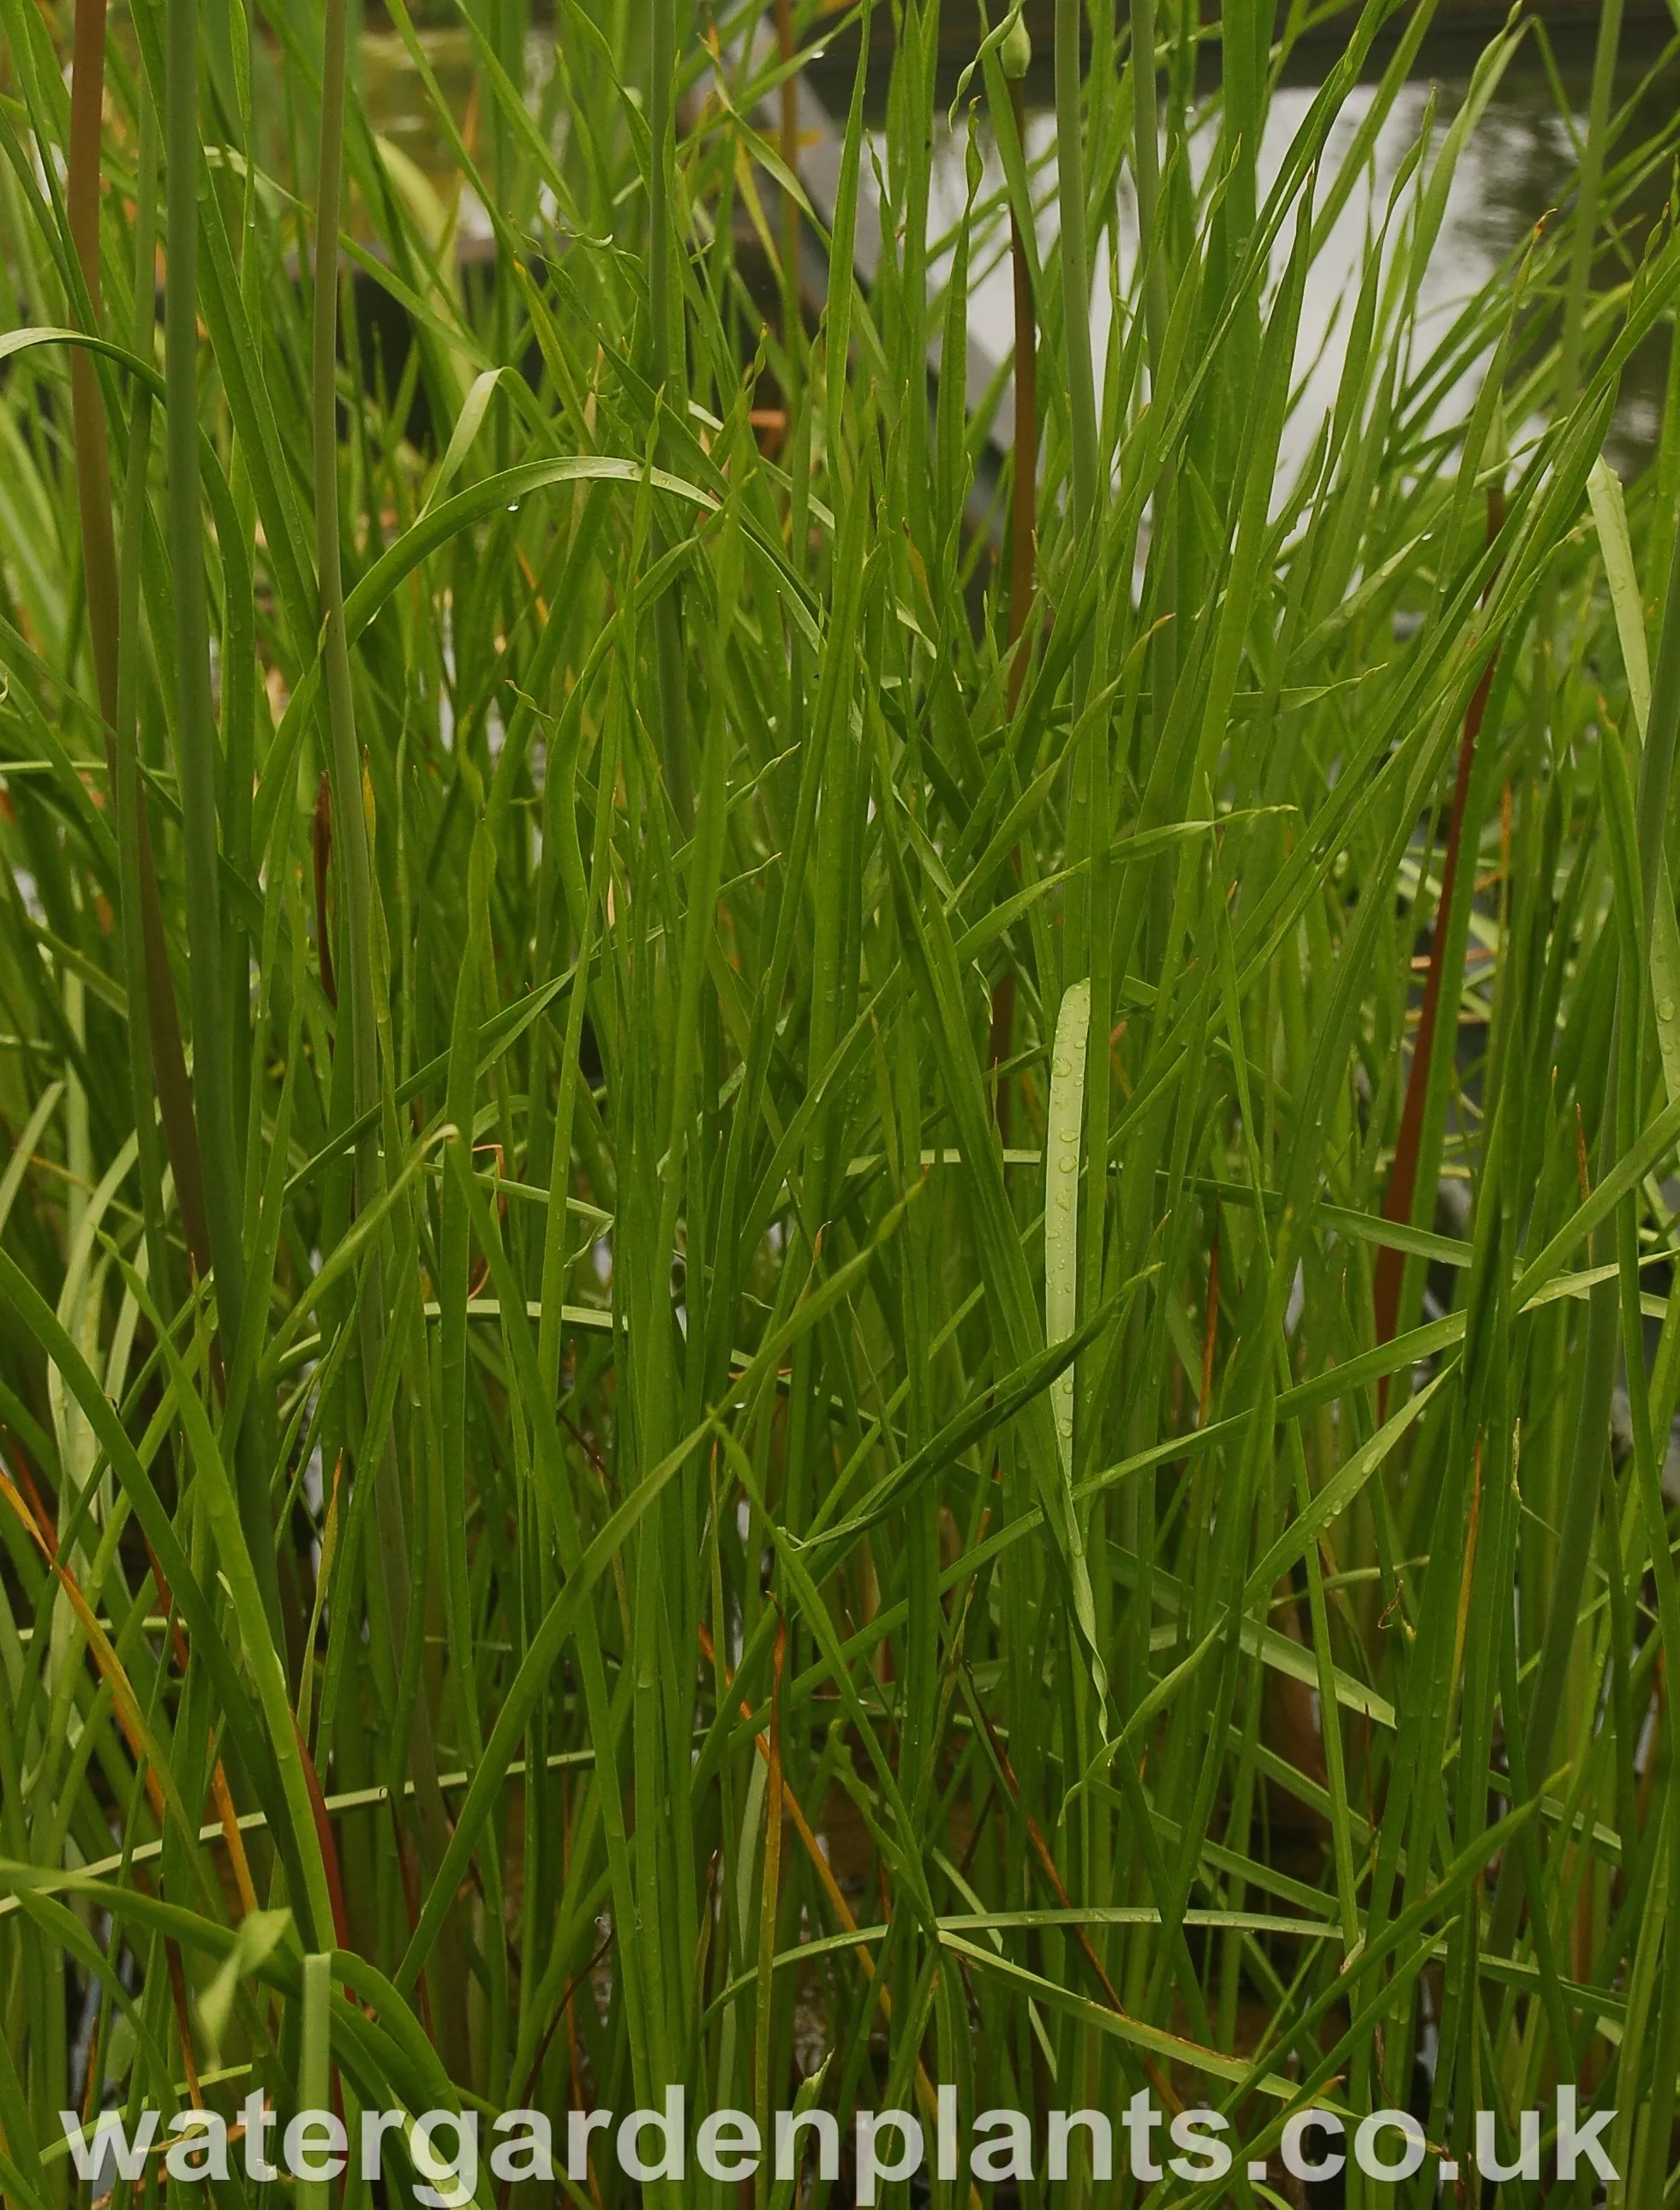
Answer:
[0,0,1678,2201]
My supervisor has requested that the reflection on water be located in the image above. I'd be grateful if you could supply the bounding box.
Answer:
[360,28,478,191]
[356,27,1675,474]
[924,53,1675,485]
[359,27,558,239]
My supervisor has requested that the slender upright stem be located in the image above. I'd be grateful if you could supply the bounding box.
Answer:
[647,0,694,828]
[68,0,117,726]
[1557,0,1623,420]
[1129,0,1167,376]
[1007,79,1037,717]
[1055,0,1099,548]
[648,0,678,403]
[164,0,272,1633]
[71,0,209,1302]
[1488,0,1626,1955]
[990,73,1038,1144]
[1131,0,1176,728]
[313,0,379,1148]
[1374,487,1505,1374]
[1055,0,1100,1008]
[296,1954,332,2210]
[115,87,171,1316]
[1498,363,1680,1979]
[314,0,463,2066]
[1053,0,1104,1937]
[777,0,800,356]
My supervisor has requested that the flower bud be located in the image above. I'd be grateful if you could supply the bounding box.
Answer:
[1001,8,1032,80]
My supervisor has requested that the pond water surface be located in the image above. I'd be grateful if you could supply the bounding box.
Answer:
[357,26,1677,484]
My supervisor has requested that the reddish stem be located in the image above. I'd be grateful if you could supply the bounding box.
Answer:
[1374,487,1506,1378]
